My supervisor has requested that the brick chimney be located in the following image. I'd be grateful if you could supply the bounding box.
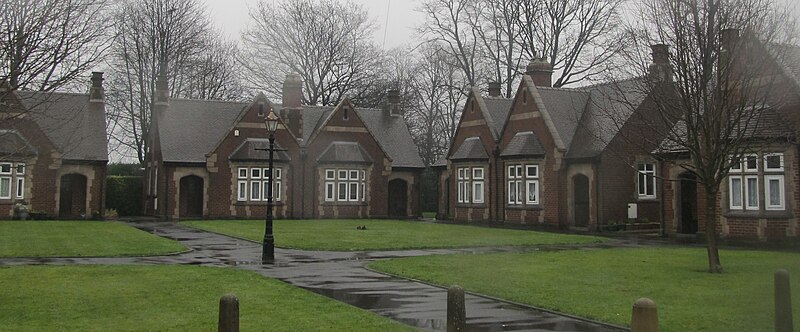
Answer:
[154,63,169,106]
[282,74,303,137]
[648,44,673,82]
[719,28,740,78]
[526,56,553,87]
[386,89,402,117]
[488,82,501,97]
[89,72,104,102]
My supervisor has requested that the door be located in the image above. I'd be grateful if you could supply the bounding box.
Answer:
[679,172,698,234]
[179,175,204,217]
[573,175,590,227]
[59,174,87,218]
[388,179,408,218]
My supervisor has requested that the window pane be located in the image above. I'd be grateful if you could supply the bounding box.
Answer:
[251,168,261,179]
[473,167,483,180]
[516,166,523,178]
[638,172,646,195]
[473,182,483,203]
[765,154,783,170]
[0,177,10,198]
[338,183,347,200]
[508,166,515,178]
[325,182,335,201]
[350,170,359,180]
[274,168,281,179]
[646,174,654,196]
[238,168,248,179]
[526,165,538,178]
[361,183,365,201]
[349,182,358,200]
[746,177,758,208]
[769,179,781,206]
[275,181,282,201]
[251,181,261,200]
[16,178,24,198]
[326,170,335,180]
[745,156,758,171]
[527,180,537,203]
[15,164,24,174]
[263,181,270,200]
[338,170,348,180]
[238,181,247,201]
[730,177,742,208]
[0,164,10,174]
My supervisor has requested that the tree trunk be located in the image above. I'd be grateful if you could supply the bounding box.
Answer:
[704,189,723,273]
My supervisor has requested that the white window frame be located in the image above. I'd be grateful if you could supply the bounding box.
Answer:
[0,177,10,199]
[764,153,784,172]
[0,163,11,175]
[729,176,743,209]
[15,177,24,199]
[251,167,262,179]
[765,174,784,210]
[744,175,759,210]
[237,181,247,201]
[507,165,523,205]
[744,154,759,172]
[325,182,335,202]
[238,168,248,179]
[250,181,261,201]
[637,163,656,199]
[472,181,484,203]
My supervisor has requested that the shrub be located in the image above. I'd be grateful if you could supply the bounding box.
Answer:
[106,176,143,216]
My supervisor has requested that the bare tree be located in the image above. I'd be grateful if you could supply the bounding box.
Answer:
[519,0,625,87]
[105,0,242,163]
[621,0,798,273]
[418,0,484,87]
[241,0,382,106]
[0,0,111,92]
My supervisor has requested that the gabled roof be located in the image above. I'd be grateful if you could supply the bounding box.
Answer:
[159,98,248,163]
[769,43,800,92]
[157,97,424,168]
[317,141,373,164]
[536,87,591,151]
[500,131,544,158]
[229,138,291,162]
[567,78,648,159]
[483,97,513,137]
[18,91,108,161]
[450,137,490,161]
[0,129,37,158]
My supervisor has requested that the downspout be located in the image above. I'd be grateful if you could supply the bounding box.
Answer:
[594,159,601,232]
[659,159,666,237]
[300,148,307,218]
[493,146,502,223]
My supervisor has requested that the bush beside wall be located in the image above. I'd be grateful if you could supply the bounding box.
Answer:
[106,176,143,216]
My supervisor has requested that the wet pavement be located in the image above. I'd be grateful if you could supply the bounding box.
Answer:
[0,221,649,331]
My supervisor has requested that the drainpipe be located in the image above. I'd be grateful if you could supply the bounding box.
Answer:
[659,159,666,237]
[493,146,501,223]
[300,149,307,219]
[594,159,601,232]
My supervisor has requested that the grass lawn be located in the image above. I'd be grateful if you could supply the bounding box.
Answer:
[0,265,411,331]
[0,221,186,257]
[370,248,800,332]
[183,219,605,251]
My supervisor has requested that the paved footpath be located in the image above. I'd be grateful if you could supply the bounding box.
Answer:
[0,222,664,331]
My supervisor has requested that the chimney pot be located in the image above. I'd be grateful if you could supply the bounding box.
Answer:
[386,89,403,116]
[488,82,501,97]
[282,74,303,108]
[89,72,104,101]
[525,56,553,87]
[649,44,673,82]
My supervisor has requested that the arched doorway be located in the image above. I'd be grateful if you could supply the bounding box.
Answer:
[59,174,87,218]
[573,174,590,227]
[679,172,698,234]
[179,175,204,218]
[388,179,408,218]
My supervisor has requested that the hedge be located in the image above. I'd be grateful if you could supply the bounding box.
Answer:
[106,176,143,216]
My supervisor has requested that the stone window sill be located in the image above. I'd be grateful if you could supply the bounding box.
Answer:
[725,210,794,219]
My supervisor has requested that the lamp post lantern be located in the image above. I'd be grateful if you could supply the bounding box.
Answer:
[262,110,279,264]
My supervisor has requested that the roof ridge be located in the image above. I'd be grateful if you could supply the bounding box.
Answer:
[170,97,249,104]
[578,76,645,90]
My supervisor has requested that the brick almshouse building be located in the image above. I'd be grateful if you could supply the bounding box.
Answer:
[143,74,425,220]
[436,32,800,241]
[0,74,109,219]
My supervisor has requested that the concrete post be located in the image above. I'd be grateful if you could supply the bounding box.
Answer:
[631,297,658,332]
[775,269,793,332]
[218,293,239,332]
[447,285,466,332]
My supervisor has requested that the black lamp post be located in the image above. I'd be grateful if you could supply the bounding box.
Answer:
[262,110,279,264]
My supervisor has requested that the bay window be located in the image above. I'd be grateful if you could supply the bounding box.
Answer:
[508,163,539,206]
[728,152,785,211]
[457,166,484,204]
[0,162,24,200]
[324,168,366,203]
[236,166,282,202]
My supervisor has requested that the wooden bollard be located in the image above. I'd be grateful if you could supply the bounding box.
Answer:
[218,293,239,332]
[447,285,466,332]
[631,297,658,332]
[775,269,794,332]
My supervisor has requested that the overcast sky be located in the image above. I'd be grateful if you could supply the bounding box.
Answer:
[203,0,423,50]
